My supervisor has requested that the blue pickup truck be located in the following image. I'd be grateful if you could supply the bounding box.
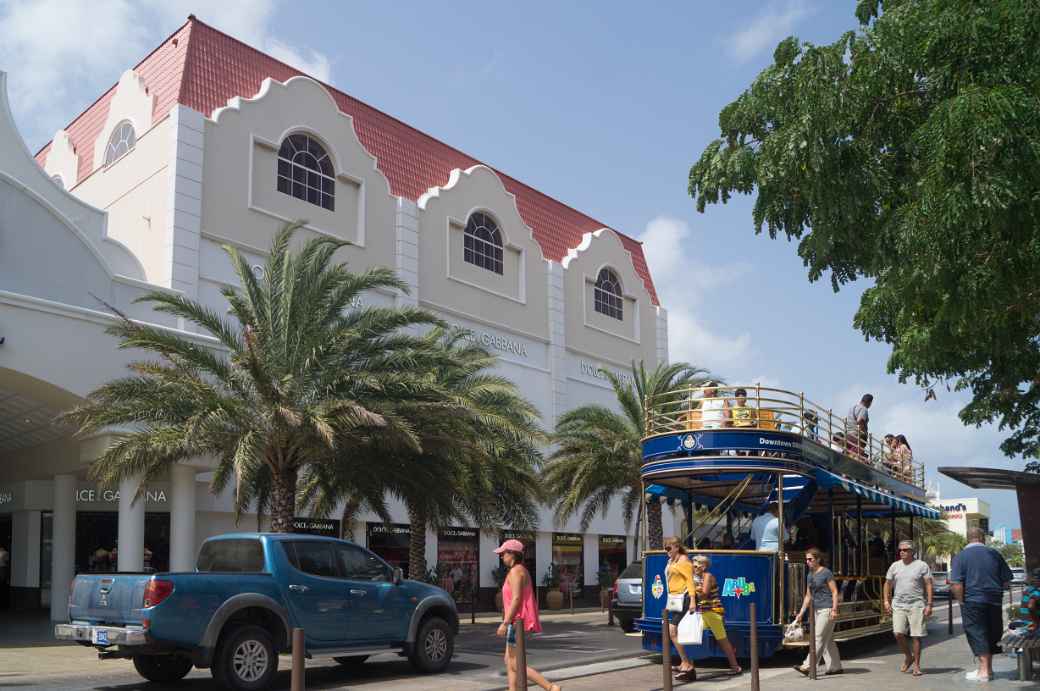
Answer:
[55,533,459,690]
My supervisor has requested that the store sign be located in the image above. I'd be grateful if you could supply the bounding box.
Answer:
[553,533,583,545]
[599,536,626,546]
[939,502,968,514]
[451,323,529,358]
[441,527,478,539]
[292,517,340,537]
[0,491,13,506]
[579,361,633,386]
[76,488,168,504]
[368,523,410,536]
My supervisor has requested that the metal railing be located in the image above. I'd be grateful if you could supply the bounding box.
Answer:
[645,384,925,489]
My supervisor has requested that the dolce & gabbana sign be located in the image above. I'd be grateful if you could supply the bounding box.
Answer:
[579,361,633,386]
[450,323,529,358]
[76,488,168,504]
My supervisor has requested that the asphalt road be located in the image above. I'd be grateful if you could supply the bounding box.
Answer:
[6,612,643,691]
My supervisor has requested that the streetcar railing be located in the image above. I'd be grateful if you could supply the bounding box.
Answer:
[645,385,926,489]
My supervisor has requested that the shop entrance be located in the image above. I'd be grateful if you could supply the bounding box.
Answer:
[75,512,171,573]
[0,514,11,610]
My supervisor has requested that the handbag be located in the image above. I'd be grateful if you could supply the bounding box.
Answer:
[666,593,685,612]
[676,611,704,645]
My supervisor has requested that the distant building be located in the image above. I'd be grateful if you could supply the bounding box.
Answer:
[929,497,991,540]
[1013,528,1023,543]
[992,525,1014,545]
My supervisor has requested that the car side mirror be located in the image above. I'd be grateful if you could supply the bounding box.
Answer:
[393,567,404,585]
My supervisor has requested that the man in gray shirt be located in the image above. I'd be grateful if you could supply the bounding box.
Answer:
[884,539,933,677]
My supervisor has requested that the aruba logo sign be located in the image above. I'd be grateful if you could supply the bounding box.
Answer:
[722,577,756,598]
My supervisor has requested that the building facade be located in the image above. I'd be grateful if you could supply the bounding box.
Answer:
[932,497,991,540]
[0,17,675,619]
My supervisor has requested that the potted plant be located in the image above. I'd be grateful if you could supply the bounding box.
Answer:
[543,563,563,610]
[491,563,509,611]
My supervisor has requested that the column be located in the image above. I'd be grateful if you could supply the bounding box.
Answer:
[169,464,197,572]
[117,476,145,572]
[50,474,76,621]
[11,510,41,608]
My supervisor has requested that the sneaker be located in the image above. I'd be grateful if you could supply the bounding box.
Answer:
[965,670,992,682]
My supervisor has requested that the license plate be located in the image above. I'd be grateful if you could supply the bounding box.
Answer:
[92,629,109,646]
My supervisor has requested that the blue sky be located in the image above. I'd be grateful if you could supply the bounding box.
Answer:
[0,0,1024,530]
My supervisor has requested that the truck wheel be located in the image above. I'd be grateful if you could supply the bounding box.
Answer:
[133,654,193,682]
[408,616,453,673]
[333,655,369,667]
[212,625,278,691]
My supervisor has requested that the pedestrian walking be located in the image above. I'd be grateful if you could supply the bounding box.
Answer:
[494,539,561,691]
[883,539,933,677]
[793,547,843,676]
[663,537,698,681]
[950,527,1013,682]
[691,555,742,675]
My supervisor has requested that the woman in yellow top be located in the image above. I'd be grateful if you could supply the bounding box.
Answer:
[730,388,757,428]
[692,555,743,675]
[664,537,697,680]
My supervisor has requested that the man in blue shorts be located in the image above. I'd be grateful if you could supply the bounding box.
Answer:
[950,527,1013,682]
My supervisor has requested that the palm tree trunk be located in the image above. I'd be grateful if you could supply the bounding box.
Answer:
[270,466,298,533]
[407,502,428,580]
[647,500,663,549]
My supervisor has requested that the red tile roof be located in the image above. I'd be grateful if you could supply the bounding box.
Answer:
[36,16,658,304]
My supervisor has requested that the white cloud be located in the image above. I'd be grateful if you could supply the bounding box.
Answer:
[639,216,752,375]
[728,0,814,63]
[0,0,330,148]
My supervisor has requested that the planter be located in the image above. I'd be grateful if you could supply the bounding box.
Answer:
[546,589,564,610]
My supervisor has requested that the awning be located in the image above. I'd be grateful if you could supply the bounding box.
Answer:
[814,469,939,519]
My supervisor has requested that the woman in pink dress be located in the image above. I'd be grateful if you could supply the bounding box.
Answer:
[495,539,561,691]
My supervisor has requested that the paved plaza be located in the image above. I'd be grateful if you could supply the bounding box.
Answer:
[1,602,1036,690]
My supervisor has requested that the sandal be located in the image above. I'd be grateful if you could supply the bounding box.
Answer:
[912,669,923,677]
[730,666,743,675]
[674,669,697,681]
[900,659,912,673]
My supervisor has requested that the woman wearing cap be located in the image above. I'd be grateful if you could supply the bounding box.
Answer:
[691,555,742,675]
[495,539,560,691]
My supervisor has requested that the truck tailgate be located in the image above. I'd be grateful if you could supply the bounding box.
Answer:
[68,574,151,625]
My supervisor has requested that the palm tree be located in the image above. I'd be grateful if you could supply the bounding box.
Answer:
[544,361,713,550]
[300,327,545,577]
[63,224,448,532]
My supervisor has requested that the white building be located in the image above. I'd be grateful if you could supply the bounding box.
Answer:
[0,17,677,620]
[931,497,991,540]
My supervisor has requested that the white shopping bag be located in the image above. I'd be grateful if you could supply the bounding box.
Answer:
[676,611,704,645]
[784,622,805,642]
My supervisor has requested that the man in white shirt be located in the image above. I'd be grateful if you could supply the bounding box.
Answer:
[751,503,785,551]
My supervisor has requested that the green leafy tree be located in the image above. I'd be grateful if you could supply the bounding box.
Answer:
[301,326,545,578]
[997,541,1025,567]
[64,224,445,532]
[544,362,713,550]
[688,0,1040,462]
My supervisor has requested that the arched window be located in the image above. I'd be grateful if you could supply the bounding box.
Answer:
[594,268,623,320]
[463,212,503,274]
[277,133,334,211]
[104,120,136,165]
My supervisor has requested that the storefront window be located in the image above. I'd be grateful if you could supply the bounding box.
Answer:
[366,522,411,577]
[437,527,478,603]
[598,535,627,582]
[500,530,537,581]
[552,533,584,594]
[75,512,170,573]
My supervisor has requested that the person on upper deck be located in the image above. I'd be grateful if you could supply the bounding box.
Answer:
[846,394,873,459]
[730,388,757,429]
[893,435,913,478]
[751,502,786,552]
[700,382,729,430]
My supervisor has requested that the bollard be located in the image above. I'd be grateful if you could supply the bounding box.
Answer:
[948,596,954,635]
[515,617,528,690]
[291,628,305,691]
[750,602,760,691]
[661,609,673,691]
[809,602,817,680]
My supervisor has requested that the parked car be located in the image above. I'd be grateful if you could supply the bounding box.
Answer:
[612,560,642,632]
[932,570,951,599]
[1011,567,1027,585]
[56,533,458,690]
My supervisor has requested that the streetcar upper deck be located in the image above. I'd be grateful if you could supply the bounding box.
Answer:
[642,385,926,491]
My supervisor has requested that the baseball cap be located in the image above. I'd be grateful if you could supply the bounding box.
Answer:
[494,539,524,554]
